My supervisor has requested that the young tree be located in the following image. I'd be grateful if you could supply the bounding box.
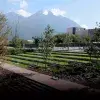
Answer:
[40,25,54,69]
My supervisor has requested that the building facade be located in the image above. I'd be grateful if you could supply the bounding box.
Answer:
[67,27,94,37]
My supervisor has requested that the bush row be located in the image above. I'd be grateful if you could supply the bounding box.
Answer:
[8,48,36,55]
[6,58,31,65]
[8,56,55,65]
[10,53,89,65]
[8,48,23,55]
[19,54,83,63]
[53,55,92,62]
[18,54,67,63]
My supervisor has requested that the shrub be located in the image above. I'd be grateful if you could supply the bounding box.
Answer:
[22,49,35,53]
[8,48,23,55]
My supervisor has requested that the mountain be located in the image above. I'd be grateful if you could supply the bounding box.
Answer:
[5,10,80,39]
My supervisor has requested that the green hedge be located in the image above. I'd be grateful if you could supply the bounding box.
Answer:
[8,48,23,55]
[53,55,97,61]
[23,53,90,62]
[8,55,56,65]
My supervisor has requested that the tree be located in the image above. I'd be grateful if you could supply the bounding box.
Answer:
[40,25,54,69]
[86,43,95,62]
[0,12,10,64]
[32,36,41,48]
[82,35,91,49]
[93,22,100,42]
[63,34,72,51]
[85,22,100,63]
[91,22,100,63]
[9,19,22,48]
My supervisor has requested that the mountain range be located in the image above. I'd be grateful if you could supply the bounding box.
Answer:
[5,10,80,40]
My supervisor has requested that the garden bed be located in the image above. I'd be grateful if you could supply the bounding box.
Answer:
[28,62,100,90]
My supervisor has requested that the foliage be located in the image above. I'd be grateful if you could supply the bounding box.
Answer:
[85,43,95,62]
[40,25,54,69]
[8,48,23,55]
[9,35,22,48]
[93,22,100,42]
[66,62,100,80]
[54,33,83,48]
[32,36,41,48]
[85,22,100,63]
[22,48,35,53]
[82,35,91,47]
[9,38,29,48]
[54,33,66,44]
[63,34,71,50]
[70,34,81,43]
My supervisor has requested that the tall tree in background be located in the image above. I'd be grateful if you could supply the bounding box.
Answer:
[32,36,41,49]
[41,25,54,69]
[63,34,72,51]
[85,22,100,63]
[0,12,10,64]
[10,20,22,48]
[54,33,66,44]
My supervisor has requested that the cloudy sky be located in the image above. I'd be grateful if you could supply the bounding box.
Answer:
[0,0,100,29]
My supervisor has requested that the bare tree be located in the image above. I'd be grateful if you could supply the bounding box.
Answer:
[0,12,11,65]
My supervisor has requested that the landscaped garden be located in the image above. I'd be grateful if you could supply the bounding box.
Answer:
[1,10,100,99]
[5,50,100,89]
[5,23,100,90]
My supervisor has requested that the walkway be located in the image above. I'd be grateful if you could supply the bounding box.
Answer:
[2,63,85,91]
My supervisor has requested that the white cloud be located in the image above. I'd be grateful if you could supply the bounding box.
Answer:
[20,0,28,9]
[51,8,66,17]
[81,24,88,29]
[16,9,32,17]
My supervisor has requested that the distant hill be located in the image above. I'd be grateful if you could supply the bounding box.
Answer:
[5,10,80,39]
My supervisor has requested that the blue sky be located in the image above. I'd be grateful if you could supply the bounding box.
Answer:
[0,0,100,29]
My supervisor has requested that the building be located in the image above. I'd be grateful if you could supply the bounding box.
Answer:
[67,27,95,37]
